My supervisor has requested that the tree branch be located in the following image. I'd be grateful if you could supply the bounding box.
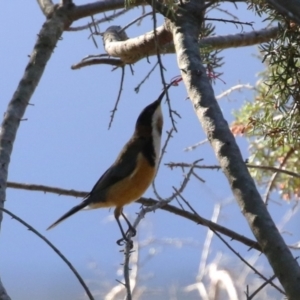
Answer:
[263,148,294,204]
[166,162,300,179]
[6,181,261,251]
[163,26,279,54]
[0,207,94,300]
[170,0,300,298]
[71,57,124,70]
[76,25,278,68]
[68,0,143,22]
[0,6,69,299]
[102,24,173,64]
[266,0,300,25]
[0,278,10,300]
[176,191,284,295]
[247,164,300,179]
[67,8,130,31]
[70,11,281,68]
[36,0,54,17]
[199,26,279,50]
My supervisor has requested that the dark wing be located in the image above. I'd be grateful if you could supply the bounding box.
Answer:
[85,136,146,203]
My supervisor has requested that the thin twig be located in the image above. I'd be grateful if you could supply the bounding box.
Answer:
[173,189,285,296]
[108,66,125,129]
[83,53,109,61]
[0,207,94,300]
[215,6,239,20]
[140,198,261,251]
[205,17,254,27]
[120,12,152,32]
[131,164,196,240]
[158,129,174,171]
[191,170,205,183]
[88,15,99,48]
[67,9,130,31]
[105,240,140,299]
[165,162,220,170]
[185,83,255,151]
[184,139,209,152]
[166,162,300,179]
[151,0,178,132]
[162,159,202,201]
[263,148,294,204]
[134,61,158,93]
[247,274,277,299]
[247,164,300,179]
[71,58,124,70]
[215,83,255,100]
[123,242,133,300]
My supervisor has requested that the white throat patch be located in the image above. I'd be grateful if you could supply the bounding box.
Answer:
[151,105,163,167]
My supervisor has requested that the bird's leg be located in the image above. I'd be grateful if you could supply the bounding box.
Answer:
[115,216,129,245]
[121,212,136,237]
[114,207,133,248]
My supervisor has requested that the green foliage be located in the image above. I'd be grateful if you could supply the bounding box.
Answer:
[233,21,300,201]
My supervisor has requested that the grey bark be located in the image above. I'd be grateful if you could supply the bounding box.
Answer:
[0,278,10,300]
[100,25,278,65]
[266,0,300,25]
[0,4,68,299]
[170,1,300,299]
[36,0,54,16]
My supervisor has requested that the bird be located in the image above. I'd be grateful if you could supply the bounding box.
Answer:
[47,83,174,246]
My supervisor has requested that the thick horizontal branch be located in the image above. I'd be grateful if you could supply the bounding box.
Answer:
[68,0,143,22]
[102,24,173,64]
[199,26,279,50]
[7,181,261,251]
[164,25,279,53]
[77,25,278,67]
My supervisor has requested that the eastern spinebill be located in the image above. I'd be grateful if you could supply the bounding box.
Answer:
[47,83,174,245]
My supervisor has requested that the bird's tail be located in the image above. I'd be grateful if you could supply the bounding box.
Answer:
[47,200,89,230]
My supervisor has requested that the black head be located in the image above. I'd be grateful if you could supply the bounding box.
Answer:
[136,99,162,129]
[135,84,172,130]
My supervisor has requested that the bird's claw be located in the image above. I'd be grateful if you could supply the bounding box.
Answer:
[116,237,125,246]
[126,226,136,237]
[116,226,136,248]
[116,237,133,249]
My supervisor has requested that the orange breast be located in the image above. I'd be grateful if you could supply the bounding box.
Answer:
[92,153,155,208]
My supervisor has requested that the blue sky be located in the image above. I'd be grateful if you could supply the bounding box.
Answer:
[0,1,298,299]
